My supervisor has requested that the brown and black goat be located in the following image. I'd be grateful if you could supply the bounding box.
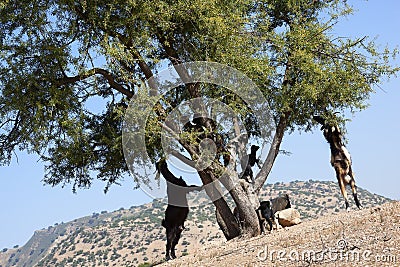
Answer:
[314,116,362,210]
[156,160,202,260]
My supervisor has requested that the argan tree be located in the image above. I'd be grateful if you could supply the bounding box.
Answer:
[0,0,397,239]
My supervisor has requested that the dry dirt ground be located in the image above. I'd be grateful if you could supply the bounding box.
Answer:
[158,201,400,267]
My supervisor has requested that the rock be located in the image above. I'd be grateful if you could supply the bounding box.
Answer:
[275,208,301,227]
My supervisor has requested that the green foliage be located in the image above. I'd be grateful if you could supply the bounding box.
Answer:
[0,0,398,191]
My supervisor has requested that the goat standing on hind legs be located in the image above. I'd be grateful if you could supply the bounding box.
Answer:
[314,115,362,211]
[156,159,202,260]
[240,145,262,184]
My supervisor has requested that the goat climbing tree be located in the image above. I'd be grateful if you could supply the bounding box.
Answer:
[0,0,397,239]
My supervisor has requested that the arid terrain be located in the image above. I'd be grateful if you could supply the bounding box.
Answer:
[160,201,400,267]
[0,180,394,267]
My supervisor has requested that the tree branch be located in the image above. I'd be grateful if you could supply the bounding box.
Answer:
[57,68,134,98]
[155,31,201,98]
[170,150,196,169]
[254,112,289,193]
[254,53,295,193]
[73,3,157,94]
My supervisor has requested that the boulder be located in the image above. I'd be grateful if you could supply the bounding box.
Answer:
[275,208,301,227]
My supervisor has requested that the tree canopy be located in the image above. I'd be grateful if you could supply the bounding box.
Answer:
[0,0,397,195]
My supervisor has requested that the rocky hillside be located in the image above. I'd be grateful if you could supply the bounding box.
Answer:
[0,180,391,267]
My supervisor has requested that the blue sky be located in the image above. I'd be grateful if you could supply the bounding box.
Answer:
[0,0,399,249]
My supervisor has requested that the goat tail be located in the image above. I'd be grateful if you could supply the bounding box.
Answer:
[161,219,166,228]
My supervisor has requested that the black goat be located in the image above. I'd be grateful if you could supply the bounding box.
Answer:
[240,145,261,184]
[314,115,362,210]
[156,160,201,260]
[183,115,228,167]
[257,201,274,233]
[257,194,291,233]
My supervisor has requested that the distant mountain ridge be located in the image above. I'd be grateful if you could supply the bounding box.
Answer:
[0,180,391,267]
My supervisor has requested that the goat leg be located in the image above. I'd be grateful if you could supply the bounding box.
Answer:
[348,167,362,209]
[165,227,176,260]
[267,218,274,232]
[165,237,172,260]
[274,216,282,230]
[170,227,183,259]
[335,164,350,211]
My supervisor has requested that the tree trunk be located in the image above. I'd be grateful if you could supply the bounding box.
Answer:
[197,169,241,240]
[173,87,287,240]
[177,114,287,240]
[211,163,261,238]
[177,130,243,240]
[214,184,259,239]
[178,112,288,240]
[230,183,260,237]
[215,203,240,240]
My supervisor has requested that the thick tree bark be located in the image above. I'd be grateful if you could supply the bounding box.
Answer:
[229,184,260,237]
[204,167,260,239]
[211,163,260,238]
[215,202,240,240]
[216,209,234,240]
